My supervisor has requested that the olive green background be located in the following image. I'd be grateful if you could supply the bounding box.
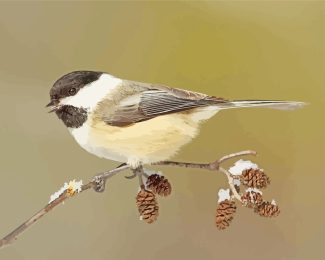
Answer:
[0,1,323,259]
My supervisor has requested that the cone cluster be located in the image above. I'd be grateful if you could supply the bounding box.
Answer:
[239,167,280,219]
[241,168,270,189]
[146,174,172,197]
[216,163,280,230]
[136,189,159,224]
[241,190,263,208]
[255,201,280,217]
[132,160,280,228]
[215,200,237,230]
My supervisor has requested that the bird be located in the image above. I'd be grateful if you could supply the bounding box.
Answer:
[47,71,304,168]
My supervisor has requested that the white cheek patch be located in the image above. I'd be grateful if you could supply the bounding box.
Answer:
[60,74,122,111]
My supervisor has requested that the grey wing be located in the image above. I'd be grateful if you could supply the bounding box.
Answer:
[102,81,227,127]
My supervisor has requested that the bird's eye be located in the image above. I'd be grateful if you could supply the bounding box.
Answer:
[69,88,77,95]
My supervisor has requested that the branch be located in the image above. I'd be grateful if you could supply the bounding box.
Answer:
[0,150,256,249]
[218,150,257,165]
[154,150,257,171]
[0,164,130,249]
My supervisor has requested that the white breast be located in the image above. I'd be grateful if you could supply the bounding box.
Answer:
[69,123,91,147]
[65,73,128,162]
[68,122,94,157]
[68,121,128,163]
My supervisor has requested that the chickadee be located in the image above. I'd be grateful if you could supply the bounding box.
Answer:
[47,71,304,168]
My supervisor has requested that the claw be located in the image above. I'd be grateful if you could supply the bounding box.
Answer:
[117,163,127,169]
[92,176,106,193]
[124,172,137,179]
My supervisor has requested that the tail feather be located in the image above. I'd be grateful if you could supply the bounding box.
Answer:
[218,100,306,111]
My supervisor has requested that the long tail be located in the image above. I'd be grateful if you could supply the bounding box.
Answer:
[218,100,306,110]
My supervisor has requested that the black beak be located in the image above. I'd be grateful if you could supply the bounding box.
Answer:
[46,100,60,113]
[46,100,58,107]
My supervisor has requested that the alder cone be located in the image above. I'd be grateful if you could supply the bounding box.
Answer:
[146,174,172,197]
[136,189,159,224]
[241,168,270,189]
[255,201,280,217]
[241,190,263,208]
[215,200,237,230]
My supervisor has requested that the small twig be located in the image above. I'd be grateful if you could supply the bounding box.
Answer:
[218,150,257,165]
[0,150,256,249]
[142,170,150,179]
[219,167,242,202]
[0,164,130,249]
[154,150,257,171]
[124,172,137,179]
[0,190,70,249]
[133,166,145,189]
[129,166,145,189]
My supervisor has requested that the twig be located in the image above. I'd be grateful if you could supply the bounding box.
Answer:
[219,167,242,202]
[132,166,145,189]
[0,164,130,249]
[0,150,256,249]
[218,150,257,165]
[154,150,257,171]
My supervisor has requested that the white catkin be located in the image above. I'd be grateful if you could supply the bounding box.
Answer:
[233,179,241,186]
[48,179,83,204]
[228,159,259,175]
[217,188,230,203]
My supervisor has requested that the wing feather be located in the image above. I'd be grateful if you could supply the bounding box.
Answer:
[99,81,226,126]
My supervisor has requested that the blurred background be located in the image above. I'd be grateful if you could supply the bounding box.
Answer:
[0,1,323,259]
